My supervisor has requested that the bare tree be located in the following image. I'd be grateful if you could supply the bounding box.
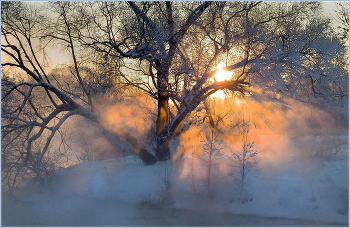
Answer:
[79,1,346,160]
[1,2,156,194]
[334,2,349,43]
[229,120,258,193]
[200,125,225,198]
[2,1,348,193]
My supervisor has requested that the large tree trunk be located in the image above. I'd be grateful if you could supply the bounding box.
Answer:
[156,94,171,160]
[156,134,172,161]
[155,67,171,161]
[156,93,169,136]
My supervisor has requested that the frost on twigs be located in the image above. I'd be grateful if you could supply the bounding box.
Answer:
[228,120,259,203]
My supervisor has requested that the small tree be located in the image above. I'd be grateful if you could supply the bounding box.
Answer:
[200,125,225,198]
[229,120,258,194]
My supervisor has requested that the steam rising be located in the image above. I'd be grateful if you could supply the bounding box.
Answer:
[2,95,348,226]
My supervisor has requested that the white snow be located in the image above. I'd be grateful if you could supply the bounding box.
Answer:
[2,136,348,226]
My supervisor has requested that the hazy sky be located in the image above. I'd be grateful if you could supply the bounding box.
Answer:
[323,1,345,25]
[2,1,347,70]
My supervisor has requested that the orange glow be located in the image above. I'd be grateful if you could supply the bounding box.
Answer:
[171,96,343,184]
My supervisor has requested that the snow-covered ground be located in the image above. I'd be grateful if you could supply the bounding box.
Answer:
[2,135,348,227]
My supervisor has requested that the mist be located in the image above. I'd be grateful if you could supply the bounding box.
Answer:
[2,1,348,226]
[2,95,348,226]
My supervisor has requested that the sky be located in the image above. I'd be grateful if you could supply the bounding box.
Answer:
[53,1,344,66]
[323,1,347,25]
[1,1,347,71]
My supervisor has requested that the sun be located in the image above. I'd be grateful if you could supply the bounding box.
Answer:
[213,62,232,82]
[214,69,232,82]
[210,62,233,98]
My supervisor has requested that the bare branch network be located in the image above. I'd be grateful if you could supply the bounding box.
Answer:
[1,1,348,194]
